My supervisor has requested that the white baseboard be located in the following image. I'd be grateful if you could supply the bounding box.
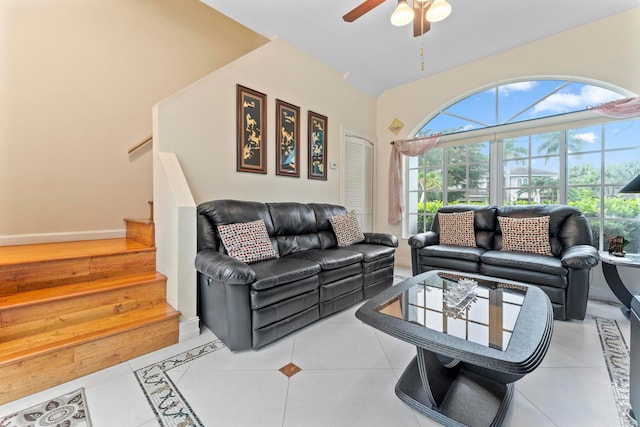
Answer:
[179,317,201,342]
[0,229,126,246]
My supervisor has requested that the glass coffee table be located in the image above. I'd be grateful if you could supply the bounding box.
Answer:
[356,270,553,427]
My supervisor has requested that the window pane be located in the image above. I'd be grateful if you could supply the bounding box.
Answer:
[568,187,600,216]
[606,119,640,150]
[504,137,529,160]
[568,153,601,185]
[504,159,529,188]
[448,166,467,189]
[532,132,561,156]
[448,146,467,164]
[469,164,489,190]
[604,150,640,185]
[426,147,443,169]
[570,126,601,153]
[417,79,625,137]
[443,88,496,128]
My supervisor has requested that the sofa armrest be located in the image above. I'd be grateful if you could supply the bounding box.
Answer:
[408,231,439,249]
[561,245,600,269]
[362,232,399,248]
[195,249,256,285]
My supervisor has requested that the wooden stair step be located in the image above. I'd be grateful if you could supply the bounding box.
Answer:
[0,303,180,366]
[0,272,168,340]
[0,238,154,267]
[0,304,179,404]
[125,218,155,247]
[0,238,156,293]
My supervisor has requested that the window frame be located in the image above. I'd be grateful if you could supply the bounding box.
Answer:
[404,78,639,251]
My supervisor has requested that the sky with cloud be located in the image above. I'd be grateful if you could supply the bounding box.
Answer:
[423,79,626,134]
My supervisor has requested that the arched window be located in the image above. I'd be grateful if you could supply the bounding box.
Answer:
[407,78,640,252]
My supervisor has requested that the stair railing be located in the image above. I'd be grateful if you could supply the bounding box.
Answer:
[128,136,153,155]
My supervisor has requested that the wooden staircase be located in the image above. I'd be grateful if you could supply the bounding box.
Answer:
[0,219,180,404]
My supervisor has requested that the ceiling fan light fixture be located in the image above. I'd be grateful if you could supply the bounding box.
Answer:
[390,0,414,26]
[426,0,452,23]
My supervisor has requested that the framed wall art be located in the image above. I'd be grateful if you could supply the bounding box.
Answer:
[308,111,328,180]
[236,84,267,174]
[275,99,300,177]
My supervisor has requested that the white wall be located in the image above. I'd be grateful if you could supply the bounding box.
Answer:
[375,9,640,300]
[154,38,377,330]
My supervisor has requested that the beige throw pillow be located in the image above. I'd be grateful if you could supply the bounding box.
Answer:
[438,210,476,247]
[498,215,553,256]
[329,210,365,246]
[217,219,279,263]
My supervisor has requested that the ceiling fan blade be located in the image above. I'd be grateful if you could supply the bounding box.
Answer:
[413,1,431,37]
[343,0,387,22]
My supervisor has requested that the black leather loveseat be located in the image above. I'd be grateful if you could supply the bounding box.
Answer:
[195,200,398,350]
[409,204,599,320]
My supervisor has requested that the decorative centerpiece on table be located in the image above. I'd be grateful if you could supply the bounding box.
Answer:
[443,278,478,319]
[607,235,631,257]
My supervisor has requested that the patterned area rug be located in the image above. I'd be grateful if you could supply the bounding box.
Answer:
[0,388,91,427]
[134,339,226,427]
[596,317,637,427]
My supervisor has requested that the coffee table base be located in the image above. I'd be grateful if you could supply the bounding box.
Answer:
[396,348,514,427]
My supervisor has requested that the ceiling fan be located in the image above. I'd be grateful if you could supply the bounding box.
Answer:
[343,0,452,37]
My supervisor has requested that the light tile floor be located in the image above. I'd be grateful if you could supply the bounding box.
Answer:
[0,272,632,427]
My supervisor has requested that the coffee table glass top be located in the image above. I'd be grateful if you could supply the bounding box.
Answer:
[374,271,527,351]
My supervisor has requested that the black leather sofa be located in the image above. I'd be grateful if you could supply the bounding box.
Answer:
[195,200,398,350]
[409,204,599,320]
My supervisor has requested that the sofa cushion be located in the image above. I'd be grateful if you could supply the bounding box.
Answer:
[218,219,279,264]
[481,250,566,275]
[341,244,396,262]
[419,245,485,261]
[438,210,476,247]
[250,257,321,290]
[498,216,552,256]
[289,248,363,270]
[329,210,365,246]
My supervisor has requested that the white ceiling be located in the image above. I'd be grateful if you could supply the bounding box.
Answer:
[202,0,639,97]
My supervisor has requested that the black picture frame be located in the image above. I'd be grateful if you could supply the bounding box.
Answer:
[236,84,267,174]
[308,111,328,180]
[275,99,300,177]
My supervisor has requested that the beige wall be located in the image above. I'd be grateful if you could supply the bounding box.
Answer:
[0,0,266,241]
[375,9,640,269]
[155,38,377,205]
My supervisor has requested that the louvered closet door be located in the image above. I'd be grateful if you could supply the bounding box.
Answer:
[343,134,374,232]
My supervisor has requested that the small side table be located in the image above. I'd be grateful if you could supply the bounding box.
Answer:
[599,251,640,313]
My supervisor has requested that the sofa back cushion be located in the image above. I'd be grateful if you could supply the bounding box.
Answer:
[496,204,592,256]
[431,205,497,250]
[310,203,348,248]
[267,202,321,256]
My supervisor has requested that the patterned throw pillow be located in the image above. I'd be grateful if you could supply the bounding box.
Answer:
[498,216,553,256]
[329,210,365,247]
[217,219,279,264]
[438,210,477,247]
